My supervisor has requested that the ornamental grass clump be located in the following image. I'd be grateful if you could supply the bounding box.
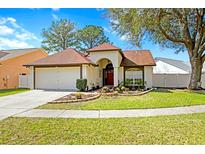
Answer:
[75,92,83,99]
[101,86,109,93]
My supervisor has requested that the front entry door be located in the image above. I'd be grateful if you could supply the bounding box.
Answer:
[103,63,114,86]
[106,70,114,85]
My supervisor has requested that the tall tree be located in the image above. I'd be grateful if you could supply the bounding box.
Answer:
[41,19,79,53]
[75,25,110,51]
[107,8,205,90]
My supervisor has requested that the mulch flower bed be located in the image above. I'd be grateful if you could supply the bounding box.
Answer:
[118,88,153,96]
[49,92,101,104]
[101,88,153,96]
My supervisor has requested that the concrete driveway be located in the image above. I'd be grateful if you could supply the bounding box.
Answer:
[0,90,69,120]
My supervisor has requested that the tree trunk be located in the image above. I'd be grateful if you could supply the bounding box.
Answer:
[188,57,203,90]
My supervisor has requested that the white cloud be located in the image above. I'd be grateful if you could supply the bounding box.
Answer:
[52,8,60,11]
[16,31,38,41]
[52,14,59,20]
[120,34,129,41]
[120,35,128,41]
[0,37,33,49]
[0,17,40,49]
[7,17,16,23]
[110,19,119,25]
[0,25,14,35]
[103,27,111,33]
[6,17,21,28]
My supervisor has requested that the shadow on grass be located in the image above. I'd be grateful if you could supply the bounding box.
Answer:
[186,90,205,95]
[154,88,205,95]
[153,88,173,93]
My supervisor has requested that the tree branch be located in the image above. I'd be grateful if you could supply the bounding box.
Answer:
[158,10,186,44]
[195,9,205,56]
[202,53,205,62]
[174,9,194,50]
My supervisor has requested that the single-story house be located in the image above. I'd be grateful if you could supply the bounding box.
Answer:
[153,57,205,88]
[25,43,156,90]
[153,57,192,74]
[0,48,48,89]
[154,57,205,74]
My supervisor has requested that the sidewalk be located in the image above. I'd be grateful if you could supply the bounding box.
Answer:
[13,105,205,119]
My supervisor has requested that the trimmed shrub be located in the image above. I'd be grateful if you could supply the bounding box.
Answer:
[101,86,109,93]
[76,79,87,92]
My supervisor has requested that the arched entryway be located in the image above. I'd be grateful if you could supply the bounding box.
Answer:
[103,63,114,86]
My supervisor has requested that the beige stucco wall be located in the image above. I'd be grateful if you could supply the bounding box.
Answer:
[82,64,99,90]
[144,66,153,89]
[89,51,123,86]
[89,51,122,67]
[118,67,124,84]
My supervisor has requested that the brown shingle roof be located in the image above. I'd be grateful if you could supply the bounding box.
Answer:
[87,43,121,52]
[121,50,156,66]
[25,48,95,66]
[0,48,43,62]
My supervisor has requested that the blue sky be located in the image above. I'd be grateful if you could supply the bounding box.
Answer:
[0,8,189,61]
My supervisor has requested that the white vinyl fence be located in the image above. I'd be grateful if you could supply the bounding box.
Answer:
[19,74,29,88]
[153,73,205,88]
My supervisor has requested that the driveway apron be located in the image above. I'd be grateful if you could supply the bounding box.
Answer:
[0,90,68,120]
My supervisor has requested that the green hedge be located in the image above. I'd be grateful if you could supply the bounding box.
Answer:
[76,79,87,91]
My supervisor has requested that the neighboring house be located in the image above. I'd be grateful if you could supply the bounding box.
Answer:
[154,57,205,74]
[25,43,156,90]
[153,57,191,74]
[0,48,48,89]
[153,57,205,88]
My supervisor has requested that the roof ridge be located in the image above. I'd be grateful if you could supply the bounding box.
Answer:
[25,48,95,66]
[155,57,191,72]
[87,42,121,51]
[155,57,184,62]
[124,49,150,51]
[1,48,41,51]
[0,50,9,54]
[72,48,92,62]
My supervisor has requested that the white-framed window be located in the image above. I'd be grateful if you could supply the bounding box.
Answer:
[125,68,143,86]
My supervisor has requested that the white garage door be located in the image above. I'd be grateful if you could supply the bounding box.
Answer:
[35,67,80,90]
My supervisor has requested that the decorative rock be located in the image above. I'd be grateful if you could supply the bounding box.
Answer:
[48,93,101,104]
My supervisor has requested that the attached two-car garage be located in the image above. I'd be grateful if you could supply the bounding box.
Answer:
[35,67,81,90]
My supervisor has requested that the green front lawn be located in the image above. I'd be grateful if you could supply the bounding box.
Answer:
[1,113,205,144]
[38,89,205,110]
[0,88,29,97]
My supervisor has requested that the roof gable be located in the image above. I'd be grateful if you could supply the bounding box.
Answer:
[87,43,121,52]
[121,50,156,66]
[155,57,191,72]
[26,48,95,66]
